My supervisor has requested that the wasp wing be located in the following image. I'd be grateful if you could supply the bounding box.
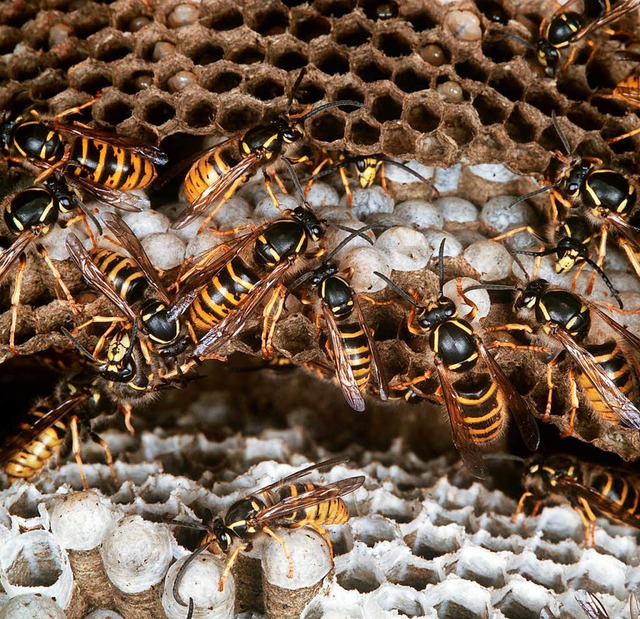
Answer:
[172,152,263,230]
[552,326,640,430]
[606,213,640,253]
[322,304,367,412]
[615,73,640,106]
[575,590,610,619]
[572,0,640,42]
[0,232,37,281]
[101,212,169,304]
[66,176,145,212]
[193,259,293,358]
[476,338,540,451]
[352,295,388,402]
[0,394,88,466]
[65,234,138,322]
[434,358,487,479]
[251,476,365,526]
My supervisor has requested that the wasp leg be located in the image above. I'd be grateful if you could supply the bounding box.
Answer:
[560,368,579,438]
[305,157,333,196]
[619,237,640,279]
[491,226,541,243]
[570,260,588,291]
[261,283,287,359]
[530,500,543,517]
[10,253,27,353]
[543,356,561,422]
[90,430,119,487]
[484,323,533,334]
[120,402,136,435]
[307,522,334,558]
[456,277,479,321]
[69,415,89,489]
[339,166,353,208]
[262,526,295,578]
[263,171,282,211]
[575,498,598,548]
[218,543,249,592]
[272,170,288,194]
[37,245,80,314]
[607,126,640,145]
[586,225,608,296]
[53,96,100,120]
[512,491,534,523]
[359,295,397,307]
[487,341,552,354]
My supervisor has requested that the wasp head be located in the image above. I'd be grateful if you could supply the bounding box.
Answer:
[536,40,560,77]
[515,279,549,310]
[416,295,457,331]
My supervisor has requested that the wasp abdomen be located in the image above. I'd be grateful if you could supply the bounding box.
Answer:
[454,374,506,444]
[89,248,147,305]
[279,482,351,526]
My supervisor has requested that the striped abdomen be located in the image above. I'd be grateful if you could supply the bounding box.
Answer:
[277,482,350,526]
[188,257,259,332]
[336,323,372,390]
[11,121,66,165]
[579,341,636,425]
[4,404,67,483]
[69,139,157,190]
[586,470,640,523]
[453,374,506,444]
[90,248,147,305]
[184,144,245,205]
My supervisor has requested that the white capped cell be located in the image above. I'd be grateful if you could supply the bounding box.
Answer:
[100,516,173,593]
[185,230,228,259]
[434,164,462,193]
[423,230,463,258]
[305,182,340,208]
[374,227,430,271]
[481,195,537,250]
[382,159,435,184]
[434,196,478,223]
[342,186,395,220]
[442,277,490,322]
[324,221,375,262]
[209,197,252,230]
[122,209,170,238]
[49,490,120,551]
[464,240,513,281]
[141,233,186,270]
[468,164,520,183]
[0,594,67,619]
[162,553,235,619]
[444,10,483,41]
[393,200,444,231]
[340,246,391,293]
[255,194,299,221]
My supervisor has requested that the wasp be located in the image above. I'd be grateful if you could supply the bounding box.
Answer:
[171,68,363,231]
[65,212,188,357]
[510,111,640,291]
[306,152,437,208]
[0,178,88,351]
[170,181,326,359]
[514,454,640,548]
[0,95,168,210]
[508,0,640,77]
[171,456,364,613]
[374,240,540,478]
[0,372,121,488]
[473,276,640,437]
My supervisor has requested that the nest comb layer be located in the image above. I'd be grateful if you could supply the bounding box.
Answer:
[2,0,640,176]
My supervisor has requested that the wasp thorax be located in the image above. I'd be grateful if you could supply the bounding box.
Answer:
[516,280,549,309]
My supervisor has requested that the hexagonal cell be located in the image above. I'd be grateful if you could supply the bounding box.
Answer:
[487,72,525,101]
[295,80,326,105]
[472,92,509,126]
[403,8,437,30]
[393,67,430,94]
[309,112,346,142]
[350,119,381,146]
[556,76,593,104]
[291,9,332,42]
[217,102,263,133]
[353,58,392,83]
[505,106,537,143]
[96,98,133,126]
[118,68,155,94]
[314,0,357,17]
[524,88,565,117]
[69,61,113,94]
[407,101,441,133]
[333,18,372,47]
[181,98,217,128]
[29,71,69,100]
[375,29,414,57]
[272,48,308,70]
[200,66,243,94]
[141,97,176,126]
[0,26,22,54]
[247,76,285,101]
[336,563,382,593]
[207,5,243,31]
[380,124,415,155]
[481,35,518,64]
[334,84,365,104]
[454,60,489,83]
[314,48,350,75]
[67,5,110,38]
[539,122,568,152]
[245,5,289,36]
[183,39,225,66]
[228,41,266,65]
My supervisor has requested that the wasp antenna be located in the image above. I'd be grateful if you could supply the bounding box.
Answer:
[329,223,377,255]
[285,68,307,116]
[173,543,210,608]
[510,251,531,281]
[507,182,559,209]
[186,598,194,619]
[374,271,420,307]
[126,320,140,357]
[381,158,435,186]
[516,247,557,258]
[298,99,365,121]
[583,256,624,309]
[500,31,536,50]
[281,157,308,206]
[437,238,446,292]
[483,453,526,463]
[61,327,99,364]
[551,110,573,157]
[463,283,518,294]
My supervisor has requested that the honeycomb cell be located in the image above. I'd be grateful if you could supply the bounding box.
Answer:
[336,564,382,593]
[472,93,509,126]
[98,98,133,125]
[407,102,441,133]
[441,113,475,146]
[247,77,285,101]
[182,99,217,128]
[228,42,266,65]
[291,10,332,42]
[505,106,538,143]
[72,64,113,94]
[524,89,564,116]
[119,69,154,94]
[68,6,109,38]
[381,123,416,155]
[142,98,176,126]
[246,6,289,36]
[92,35,132,62]
[166,3,201,29]
[539,122,569,152]
[489,72,526,101]
[208,6,243,31]
[200,67,243,93]
[309,112,346,142]
[454,60,489,83]
[217,103,262,133]
[556,76,592,103]
[407,9,437,31]
[29,72,68,100]
[183,40,224,66]
[376,30,413,57]
[314,0,357,17]
[371,94,402,123]
[296,80,325,105]
[0,26,21,54]
[334,84,365,103]
[420,43,449,67]
[272,49,308,70]
[393,67,430,94]
[566,106,602,132]
[350,119,381,145]
[481,35,518,63]
[333,19,372,46]
[354,58,392,83]
[315,49,350,75]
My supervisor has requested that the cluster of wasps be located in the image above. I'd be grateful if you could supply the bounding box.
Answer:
[1,0,640,612]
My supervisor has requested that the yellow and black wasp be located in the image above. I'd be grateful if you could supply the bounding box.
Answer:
[510,111,640,288]
[171,456,364,614]
[508,0,640,77]
[170,68,363,231]
[0,177,90,351]
[0,371,122,488]
[374,240,540,478]
[472,276,640,436]
[0,94,168,210]
[514,454,640,548]
[306,152,437,208]
[279,225,388,411]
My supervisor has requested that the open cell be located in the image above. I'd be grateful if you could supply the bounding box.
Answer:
[407,103,440,133]
[309,113,346,142]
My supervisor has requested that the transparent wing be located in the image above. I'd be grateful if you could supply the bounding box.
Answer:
[0,233,36,280]
[575,590,610,618]
[572,0,640,42]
